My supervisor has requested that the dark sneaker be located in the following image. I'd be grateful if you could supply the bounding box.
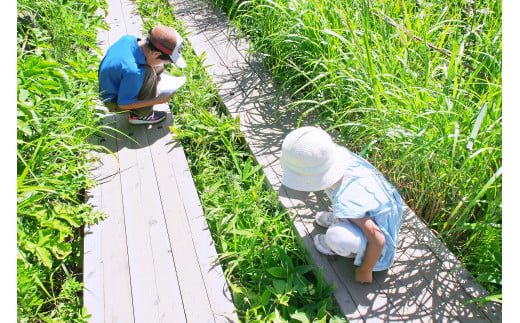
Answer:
[128,111,167,125]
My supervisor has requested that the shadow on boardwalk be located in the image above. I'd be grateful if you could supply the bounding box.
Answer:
[91,110,180,154]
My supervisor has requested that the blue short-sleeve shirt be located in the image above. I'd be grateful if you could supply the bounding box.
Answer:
[332,150,404,271]
[98,35,147,106]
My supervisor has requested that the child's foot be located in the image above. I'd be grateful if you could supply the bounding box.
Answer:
[315,211,337,228]
[313,234,336,256]
[128,111,167,125]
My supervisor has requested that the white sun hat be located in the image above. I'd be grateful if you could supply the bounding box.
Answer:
[280,126,351,191]
[325,221,363,258]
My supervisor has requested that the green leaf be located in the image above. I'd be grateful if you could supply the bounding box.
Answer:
[54,204,83,227]
[294,265,312,275]
[51,242,72,259]
[272,279,286,295]
[330,315,348,323]
[35,246,52,268]
[18,88,31,103]
[42,218,72,236]
[267,267,288,278]
[293,273,312,295]
[260,289,271,307]
[278,294,290,306]
[290,311,310,323]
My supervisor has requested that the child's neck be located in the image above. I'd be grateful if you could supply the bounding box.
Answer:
[330,177,343,190]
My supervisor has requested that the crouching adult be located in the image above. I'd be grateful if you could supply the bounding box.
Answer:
[98,25,187,125]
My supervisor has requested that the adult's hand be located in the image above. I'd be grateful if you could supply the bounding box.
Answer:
[155,91,176,104]
[119,91,175,110]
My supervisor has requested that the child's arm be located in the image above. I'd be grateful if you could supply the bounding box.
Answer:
[350,216,386,283]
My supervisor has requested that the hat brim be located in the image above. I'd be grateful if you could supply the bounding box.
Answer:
[281,145,351,192]
[170,33,187,68]
[170,53,187,68]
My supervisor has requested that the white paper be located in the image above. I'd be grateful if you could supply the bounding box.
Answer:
[158,74,187,95]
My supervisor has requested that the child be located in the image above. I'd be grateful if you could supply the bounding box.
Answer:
[280,127,404,283]
[98,25,187,125]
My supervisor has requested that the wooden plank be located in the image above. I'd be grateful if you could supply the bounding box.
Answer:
[84,114,111,322]
[193,1,273,84]
[85,114,135,323]
[84,148,105,322]
[98,115,135,323]
[168,137,239,322]
[119,0,145,38]
[138,105,187,322]
[91,2,141,322]
[106,0,127,46]
[115,114,183,322]
[143,106,216,322]
[402,209,501,321]
[83,223,104,321]
[96,7,111,53]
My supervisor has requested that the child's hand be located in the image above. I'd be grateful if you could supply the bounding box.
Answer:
[355,267,373,284]
[350,216,384,284]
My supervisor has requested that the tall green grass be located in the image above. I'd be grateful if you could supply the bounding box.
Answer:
[136,0,347,320]
[17,0,107,320]
[210,0,502,296]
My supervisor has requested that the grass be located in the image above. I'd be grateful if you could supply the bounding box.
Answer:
[209,0,502,297]
[17,0,107,320]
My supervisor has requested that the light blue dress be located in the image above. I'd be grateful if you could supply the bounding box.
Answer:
[330,150,404,271]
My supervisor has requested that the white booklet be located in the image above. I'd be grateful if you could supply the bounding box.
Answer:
[158,74,187,95]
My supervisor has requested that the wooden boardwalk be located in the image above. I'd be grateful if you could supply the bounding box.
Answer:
[83,0,237,321]
[169,0,502,321]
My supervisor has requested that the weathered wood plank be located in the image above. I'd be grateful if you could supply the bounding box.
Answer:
[119,0,144,38]
[85,114,135,323]
[83,220,104,322]
[97,115,136,323]
[84,116,108,322]
[138,105,188,323]
[145,105,216,323]
[84,156,105,322]
[105,0,126,46]
[401,208,501,320]
[115,114,186,322]
[167,134,239,322]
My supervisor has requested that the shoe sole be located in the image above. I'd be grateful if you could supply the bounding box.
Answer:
[315,211,336,228]
[128,115,166,125]
[313,234,336,256]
